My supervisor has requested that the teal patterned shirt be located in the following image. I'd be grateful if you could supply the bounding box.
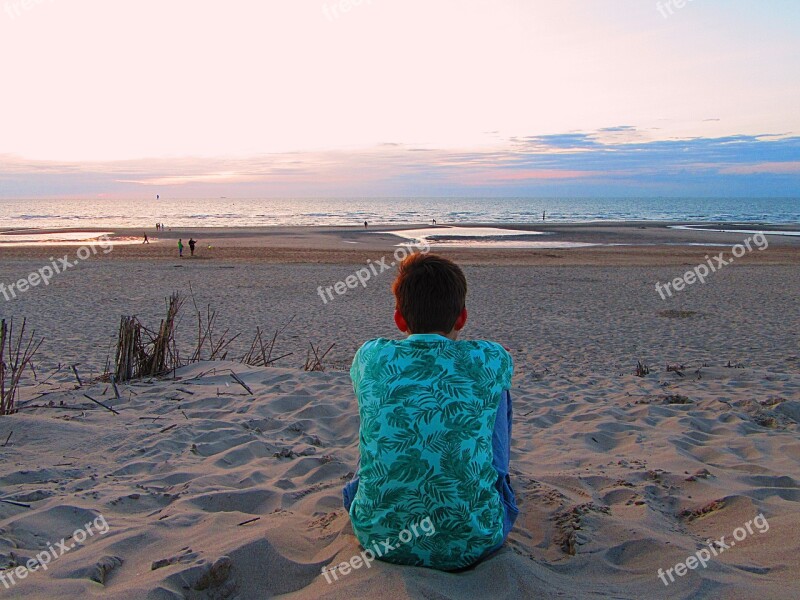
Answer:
[349,334,513,570]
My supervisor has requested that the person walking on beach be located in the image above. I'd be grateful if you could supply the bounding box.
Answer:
[542,211,546,222]
[188,238,197,257]
[364,221,368,228]
[178,239,184,257]
[143,232,149,244]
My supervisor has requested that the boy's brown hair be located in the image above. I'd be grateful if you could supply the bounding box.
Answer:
[392,253,467,334]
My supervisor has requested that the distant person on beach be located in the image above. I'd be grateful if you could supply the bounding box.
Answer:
[188,238,196,256]
[178,239,183,257]
[341,254,516,572]
[143,232,149,244]
[432,219,437,226]
[364,221,368,228]
[542,211,546,221]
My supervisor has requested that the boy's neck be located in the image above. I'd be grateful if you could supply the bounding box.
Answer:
[408,331,459,341]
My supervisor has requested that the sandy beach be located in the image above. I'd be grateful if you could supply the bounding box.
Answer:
[1,223,799,599]
[2,222,800,265]
[4,0,799,596]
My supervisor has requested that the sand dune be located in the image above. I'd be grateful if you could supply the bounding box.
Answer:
[1,356,798,599]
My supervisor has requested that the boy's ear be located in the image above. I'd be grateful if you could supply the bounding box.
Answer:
[454,308,468,331]
[394,310,409,333]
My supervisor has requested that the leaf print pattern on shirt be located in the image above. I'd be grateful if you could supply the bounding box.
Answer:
[349,334,513,570]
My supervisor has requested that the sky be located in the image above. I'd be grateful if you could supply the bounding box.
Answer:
[0,0,799,198]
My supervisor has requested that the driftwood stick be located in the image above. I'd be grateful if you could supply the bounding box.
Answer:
[0,498,31,508]
[186,369,216,381]
[71,365,83,387]
[229,371,253,395]
[39,365,62,385]
[318,343,335,362]
[265,352,293,366]
[266,329,278,366]
[83,393,120,415]
[256,328,266,366]
[26,391,59,402]
[310,343,322,368]
[17,404,88,412]
[111,375,121,399]
[306,342,335,371]
[279,314,296,335]
[1,431,11,447]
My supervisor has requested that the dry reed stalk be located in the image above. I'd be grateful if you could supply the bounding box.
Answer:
[304,342,335,372]
[188,303,239,363]
[0,319,44,416]
[115,294,183,381]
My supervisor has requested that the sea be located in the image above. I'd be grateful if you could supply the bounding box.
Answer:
[0,197,797,229]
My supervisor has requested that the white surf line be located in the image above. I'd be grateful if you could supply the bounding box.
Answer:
[669,225,800,237]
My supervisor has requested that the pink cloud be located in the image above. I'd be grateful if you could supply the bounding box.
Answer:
[719,161,800,174]
[462,169,598,183]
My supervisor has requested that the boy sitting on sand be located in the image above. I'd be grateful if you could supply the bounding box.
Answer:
[342,253,518,571]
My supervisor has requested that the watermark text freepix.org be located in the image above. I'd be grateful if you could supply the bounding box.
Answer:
[317,240,429,305]
[655,232,767,300]
[4,0,56,20]
[1,236,113,302]
[322,516,435,583]
[323,0,374,22]
[656,0,698,19]
[657,512,769,586]
[0,513,110,589]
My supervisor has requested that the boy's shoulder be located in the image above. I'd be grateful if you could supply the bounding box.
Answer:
[352,337,513,389]
[355,337,511,361]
